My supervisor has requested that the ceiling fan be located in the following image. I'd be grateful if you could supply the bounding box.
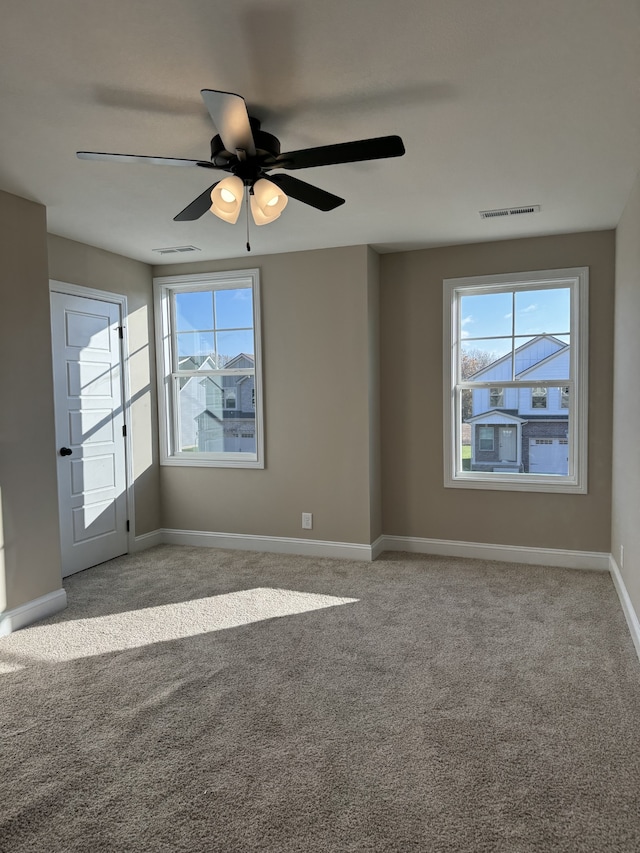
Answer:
[77,89,406,232]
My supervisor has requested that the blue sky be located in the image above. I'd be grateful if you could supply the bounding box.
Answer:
[460,288,570,341]
[175,287,254,359]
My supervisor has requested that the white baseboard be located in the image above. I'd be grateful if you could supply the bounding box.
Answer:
[609,555,640,662]
[0,588,67,636]
[131,528,611,570]
[132,529,164,552]
[161,528,375,561]
[379,535,610,571]
[371,536,385,561]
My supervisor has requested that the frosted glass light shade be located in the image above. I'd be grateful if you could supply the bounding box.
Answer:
[210,176,244,224]
[250,179,288,226]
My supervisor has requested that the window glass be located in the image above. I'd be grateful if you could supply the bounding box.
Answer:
[175,290,213,332]
[459,292,512,338]
[489,387,504,408]
[531,387,548,409]
[155,271,263,468]
[461,339,512,381]
[478,427,494,451]
[444,268,588,493]
[514,288,570,337]
[214,288,254,329]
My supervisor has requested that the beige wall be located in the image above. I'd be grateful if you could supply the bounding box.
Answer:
[0,191,62,611]
[154,245,379,545]
[0,183,625,623]
[47,235,160,535]
[367,248,382,542]
[612,171,640,611]
[380,231,615,553]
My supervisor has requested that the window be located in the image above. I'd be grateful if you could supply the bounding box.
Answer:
[155,269,264,468]
[478,426,494,451]
[443,267,588,493]
[531,387,547,409]
[489,387,504,408]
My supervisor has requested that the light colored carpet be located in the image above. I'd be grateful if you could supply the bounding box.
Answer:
[1,545,639,852]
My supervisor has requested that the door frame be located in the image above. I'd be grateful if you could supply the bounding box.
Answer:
[49,279,136,555]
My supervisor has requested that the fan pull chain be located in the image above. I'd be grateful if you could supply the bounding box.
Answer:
[245,187,251,253]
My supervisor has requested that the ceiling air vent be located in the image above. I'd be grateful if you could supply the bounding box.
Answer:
[479,204,541,220]
[152,245,202,255]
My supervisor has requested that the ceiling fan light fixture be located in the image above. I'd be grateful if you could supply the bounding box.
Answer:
[250,178,288,226]
[210,176,244,224]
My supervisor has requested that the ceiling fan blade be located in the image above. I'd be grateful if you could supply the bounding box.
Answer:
[174,183,219,221]
[276,135,405,171]
[77,151,217,168]
[200,90,256,157]
[267,174,345,211]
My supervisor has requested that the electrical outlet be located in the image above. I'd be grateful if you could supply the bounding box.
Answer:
[302,512,313,530]
[620,545,624,568]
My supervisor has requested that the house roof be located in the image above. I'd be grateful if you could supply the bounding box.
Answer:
[466,410,528,425]
[1,2,638,263]
[225,353,255,367]
[468,335,568,381]
[516,345,569,379]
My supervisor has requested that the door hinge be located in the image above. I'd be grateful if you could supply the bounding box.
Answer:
[118,326,124,339]
[126,520,130,532]
[122,424,127,437]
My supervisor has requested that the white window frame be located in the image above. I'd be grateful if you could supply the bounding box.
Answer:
[154,269,264,468]
[443,267,588,493]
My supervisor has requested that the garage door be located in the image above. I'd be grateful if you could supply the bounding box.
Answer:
[529,438,568,475]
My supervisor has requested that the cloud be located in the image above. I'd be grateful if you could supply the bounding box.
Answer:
[504,312,512,320]
[461,330,471,339]
[521,304,538,313]
[461,315,473,327]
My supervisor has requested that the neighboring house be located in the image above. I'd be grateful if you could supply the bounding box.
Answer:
[466,335,570,475]
[178,353,256,453]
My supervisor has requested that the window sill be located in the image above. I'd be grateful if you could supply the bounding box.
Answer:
[445,472,587,494]
[161,454,264,469]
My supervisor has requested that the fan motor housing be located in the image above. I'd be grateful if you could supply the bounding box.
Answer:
[210,118,281,168]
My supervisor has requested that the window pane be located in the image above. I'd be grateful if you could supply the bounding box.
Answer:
[177,375,256,455]
[461,339,512,381]
[457,395,571,477]
[463,383,518,420]
[175,291,213,332]
[459,292,512,338]
[214,288,254,329]
[478,426,494,451]
[513,335,570,381]
[531,387,548,408]
[215,330,255,363]
[489,387,504,407]
[176,331,215,360]
[514,288,570,336]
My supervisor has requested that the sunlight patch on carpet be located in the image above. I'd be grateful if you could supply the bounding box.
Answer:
[0,588,359,666]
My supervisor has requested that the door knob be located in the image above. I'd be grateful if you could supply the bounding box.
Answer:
[59,447,73,457]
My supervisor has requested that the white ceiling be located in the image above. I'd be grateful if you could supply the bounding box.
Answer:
[2,0,639,264]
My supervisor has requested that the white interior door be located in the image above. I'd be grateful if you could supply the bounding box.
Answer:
[51,291,128,577]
